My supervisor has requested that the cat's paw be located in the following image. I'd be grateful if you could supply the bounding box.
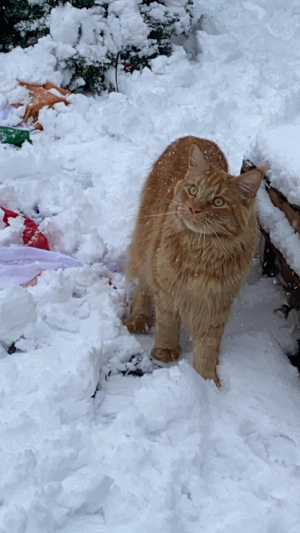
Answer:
[193,364,221,388]
[211,373,221,388]
[151,346,180,363]
[124,314,152,334]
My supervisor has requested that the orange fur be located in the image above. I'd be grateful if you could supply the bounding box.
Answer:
[125,136,264,386]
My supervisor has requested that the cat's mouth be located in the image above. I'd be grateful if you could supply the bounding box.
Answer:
[177,207,213,234]
[182,217,213,234]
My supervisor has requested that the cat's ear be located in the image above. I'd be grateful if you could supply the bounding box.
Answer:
[189,144,209,174]
[236,168,264,204]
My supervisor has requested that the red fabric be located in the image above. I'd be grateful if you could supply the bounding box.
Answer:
[1,207,50,250]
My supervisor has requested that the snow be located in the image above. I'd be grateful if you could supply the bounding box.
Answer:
[0,213,24,246]
[251,122,300,205]
[257,187,300,277]
[1,1,300,532]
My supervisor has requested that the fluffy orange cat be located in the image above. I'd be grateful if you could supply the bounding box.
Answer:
[125,136,263,386]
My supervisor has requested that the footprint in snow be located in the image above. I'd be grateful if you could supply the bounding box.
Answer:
[241,422,298,466]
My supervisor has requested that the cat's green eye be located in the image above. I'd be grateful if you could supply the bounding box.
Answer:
[189,185,198,196]
[213,196,225,207]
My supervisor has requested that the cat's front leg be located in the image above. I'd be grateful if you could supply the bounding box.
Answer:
[151,296,181,363]
[124,283,153,334]
[192,323,224,387]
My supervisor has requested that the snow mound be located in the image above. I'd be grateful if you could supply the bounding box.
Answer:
[257,187,300,277]
[251,121,300,205]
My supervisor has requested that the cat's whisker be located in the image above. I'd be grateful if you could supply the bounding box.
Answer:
[211,220,253,250]
[202,226,206,262]
[140,211,178,219]
[204,218,236,241]
[145,194,181,208]
[209,220,240,239]
[204,220,232,257]
[161,217,179,230]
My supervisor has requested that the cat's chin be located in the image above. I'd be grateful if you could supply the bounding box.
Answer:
[182,218,211,234]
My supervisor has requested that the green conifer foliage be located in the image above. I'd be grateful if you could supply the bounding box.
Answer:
[0,0,194,94]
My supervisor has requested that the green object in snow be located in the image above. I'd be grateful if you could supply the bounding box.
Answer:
[0,126,31,147]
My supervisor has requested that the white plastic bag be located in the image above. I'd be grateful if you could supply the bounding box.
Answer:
[0,246,81,289]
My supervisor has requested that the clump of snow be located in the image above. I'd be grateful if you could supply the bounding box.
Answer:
[0,213,24,246]
[257,187,300,277]
[250,121,300,205]
[0,186,19,213]
[0,209,5,230]
[75,227,107,264]
[0,37,61,95]
[0,285,36,346]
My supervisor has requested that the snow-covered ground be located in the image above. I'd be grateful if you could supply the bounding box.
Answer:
[1,1,300,531]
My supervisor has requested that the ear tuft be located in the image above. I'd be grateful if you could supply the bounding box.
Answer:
[237,168,264,202]
[189,144,209,174]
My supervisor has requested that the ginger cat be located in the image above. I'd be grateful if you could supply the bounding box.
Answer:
[125,136,263,386]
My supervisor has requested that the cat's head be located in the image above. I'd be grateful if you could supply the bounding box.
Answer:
[173,144,264,235]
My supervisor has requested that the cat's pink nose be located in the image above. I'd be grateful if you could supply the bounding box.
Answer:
[189,206,200,214]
